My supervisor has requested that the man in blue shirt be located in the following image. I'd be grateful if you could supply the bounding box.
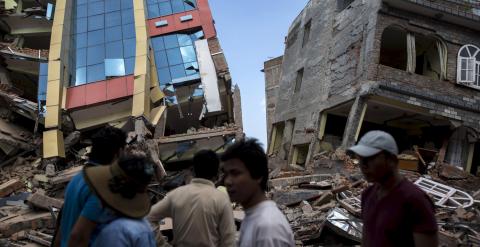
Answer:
[84,152,156,247]
[53,126,127,247]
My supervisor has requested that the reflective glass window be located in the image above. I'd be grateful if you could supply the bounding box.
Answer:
[147,0,197,19]
[70,0,135,86]
[184,62,198,75]
[184,0,196,11]
[164,34,178,49]
[171,0,184,13]
[105,59,126,77]
[87,44,105,65]
[121,0,133,9]
[75,33,88,49]
[105,26,122,42]
[151,31,201,85]
[155,51,169,68]
[125,57,135,75]
[75,67,87,85]
[178,34,192,46]
[123,38,136,58]
[76,4,87,18]
[121,8,134,24]
[122,23,135,39]
[180,46,196,63]
[76,18,87,34]
[105,11,121,27]
[88,14,105,31]
[158,2,173,16]
[106,41,124,59]
[170,64,186,79]
[158,68,171,84]
[148,4,160,19]
[38,63,48,101]
[105,0,121,13]
[88,1,104,16]
[87,64,106,82]
[87,29,104,46]
[152,37,165,50]
[76,48,87,67]
[166,48,183,65]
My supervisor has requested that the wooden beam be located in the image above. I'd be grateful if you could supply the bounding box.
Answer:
[354,103,368,142]
[318,112,328,140]
[157,129,238,144]
[466,143,475,174]
[268,125,278,155]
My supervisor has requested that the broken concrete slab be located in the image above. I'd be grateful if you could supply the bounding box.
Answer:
[49,166,83,185]
[269,174,332,188]
[0,212,53,237]
[312,192,334,207]
[0,192,30,207]
[26,193,63,211]
[272,190,323,206]
[0,180,24,197]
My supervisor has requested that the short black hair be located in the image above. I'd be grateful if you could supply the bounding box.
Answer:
[193,150,219,180]
[89,126,127,164]
[221,138,268,191]
[110,152,154,199]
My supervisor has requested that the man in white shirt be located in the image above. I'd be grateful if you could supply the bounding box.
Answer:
[222,138,295,247]
[148,150,236,247]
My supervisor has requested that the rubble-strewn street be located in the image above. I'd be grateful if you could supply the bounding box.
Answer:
[268,149,480,246]
[1,0,480,246]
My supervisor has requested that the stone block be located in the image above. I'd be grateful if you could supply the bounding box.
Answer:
[26,192,64,211]
[0,180,24,198]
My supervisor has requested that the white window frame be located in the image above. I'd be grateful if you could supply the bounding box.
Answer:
[457,44,480,88]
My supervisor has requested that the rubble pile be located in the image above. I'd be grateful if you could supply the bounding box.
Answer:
[269,149,480,246]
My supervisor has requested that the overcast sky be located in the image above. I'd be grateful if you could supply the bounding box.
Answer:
[209,0,310,147]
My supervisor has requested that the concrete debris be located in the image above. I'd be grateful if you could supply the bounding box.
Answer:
[26,193,63,211]
[269,151,480,246]
[0,180,24,198]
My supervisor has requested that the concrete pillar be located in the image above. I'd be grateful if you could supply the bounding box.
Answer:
[279,119,295,161]
[233,85,243,129]
[445,127,468,168]
[341,96,367,149]
[0,64,12,87]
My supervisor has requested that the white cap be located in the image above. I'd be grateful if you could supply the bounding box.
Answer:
[348,130,398,157]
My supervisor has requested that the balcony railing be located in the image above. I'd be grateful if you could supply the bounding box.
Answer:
[404,0,480,21]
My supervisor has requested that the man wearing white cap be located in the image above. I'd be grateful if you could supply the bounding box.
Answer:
[348,130,438,247]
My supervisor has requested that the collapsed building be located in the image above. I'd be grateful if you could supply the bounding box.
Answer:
[264,0,480,174]
[0,0,243,168]
[0,0,243,244]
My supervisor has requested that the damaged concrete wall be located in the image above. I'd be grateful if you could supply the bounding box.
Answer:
[267,0,480,171]
[271,0,381,159]
[263,56,283,145]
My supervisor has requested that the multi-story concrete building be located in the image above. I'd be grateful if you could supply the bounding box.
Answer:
[0,0,242,164]
[265,0,480,174]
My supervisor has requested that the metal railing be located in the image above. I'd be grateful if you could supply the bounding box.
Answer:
[404,0,480,21]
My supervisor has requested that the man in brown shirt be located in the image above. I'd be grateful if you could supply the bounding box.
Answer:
[148,150,236,247]
[348,130,438,247]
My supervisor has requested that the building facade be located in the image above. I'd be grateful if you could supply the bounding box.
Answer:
[35,0,241,161]
[265,0,480,173]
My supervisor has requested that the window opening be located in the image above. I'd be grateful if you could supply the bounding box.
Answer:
[457,44,480,87]
[147,0,197,19]
[379,26,408,71]
[302,20,311,48]
[337,0,354,11]
[294,68,304,93]
[414,35,443,80]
